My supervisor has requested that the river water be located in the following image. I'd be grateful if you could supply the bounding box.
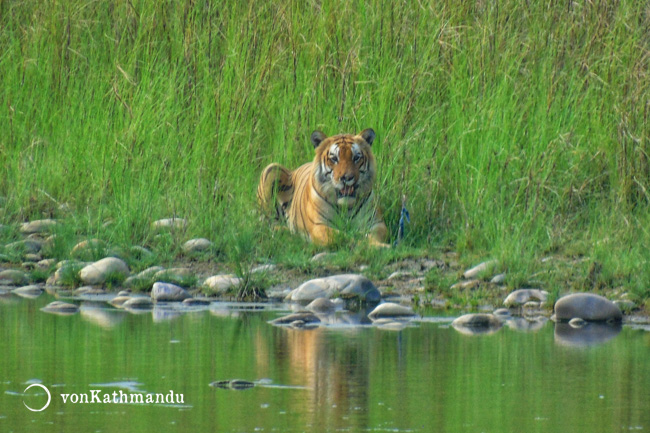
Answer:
[1,294,649,433]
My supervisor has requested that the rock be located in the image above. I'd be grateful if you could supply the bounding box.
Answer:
[41,301,78,315]
[286,274,380,303]
[203,275,242,293]
[12,285,44,299]
[251,264,276,273]
[5,239,43,254]
[490,273,506,284]
[0,269,29,286]
[462,260,498,279]
[152,218,187,230]
[151,282,190,302]
[504,289,549,307]
[182,298,211,306]
[73,286,106,296]
[117,290,131,296]
[182,238,213,253]
[306,297,337,313]
[373,319,409,331]
[451,314,503,335]
[523,301,541,310]
[270,312,320,325]
[79,257,130,285]
[554,293,622,322]
[154,268,193,286]
[613,300,636,312]
[122,297,154,310]
[367,302,416,321]
[493,308,511,317]
[71,239,106,258]
[124,266,165,289]
[450,279,480,290]
[554,322,622,347]
[211,380,255,390]
[569,317,587,328]
[506,316,549,332]
[109,296,132,308]
[37,259,57,269]
[311,252,334,262]
[24,254,42,262]
[20,219,57,234]
[387,271,409,280]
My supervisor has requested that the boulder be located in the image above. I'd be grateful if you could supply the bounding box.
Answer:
[554,293,622,322]
[151,282,190,302]
[504,289,549,307]
[451,313,503,335]
[286,274,380,303]
[79,257,129,285]
[367,302,416,321]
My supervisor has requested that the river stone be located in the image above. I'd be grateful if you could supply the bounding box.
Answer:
[79,257,130,285]
[569,317,587,328]
[182,298,211,306]
[0,269,29,286]
[462,260,498,279]
[306,297,337,313]
[490,273,506,284]
[182,238,213,253]
[613,300,636,312]
[504,289,549,307]
[450,279,480,290]
[270,312,320,325]
[151,282,190,302]
[37,259,56,269]
[554,293,622,322]
[122,297,154,309]
[203,275,242,293]
[6,239,43,254]
[110,296,132,308]
[20,219,57,234]
[152,218,187,229]
[286,274,380,303]
[154,268,193,285]
[71,239,106,258]
[74,286,106,296]
[251,264,277,274]
[367,302,416,321]
[12,285,44,299]
[452,313,502,329]
[41,301,78,315]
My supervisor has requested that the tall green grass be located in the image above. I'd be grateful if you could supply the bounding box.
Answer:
[1,0,649,296]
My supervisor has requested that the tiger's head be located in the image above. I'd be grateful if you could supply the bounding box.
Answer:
[311,129,377,208]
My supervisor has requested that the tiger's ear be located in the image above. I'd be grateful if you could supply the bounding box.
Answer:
[311,130,327,149]
[359,128,376,146]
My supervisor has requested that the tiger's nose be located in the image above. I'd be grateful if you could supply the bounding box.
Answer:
[341,174,355,185]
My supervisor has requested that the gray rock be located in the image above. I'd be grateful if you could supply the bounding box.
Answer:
[286,274,380,303]
[182,238,213,253]
[73,286,106,296]
[451,314,503,335]
[450,279,480,290]
[37,259,57,269]
[20,219,57,234]
[306,297,337,313]
[554,322,622,347]
[203,275,242,293]
[109,296,132,308]
[182,298,211,306]
[367,302,416,321]
[154,268,193,285]
[569,317,587,328]
[79,257,130,285]
[152,218,187,229]
[71,239,106,258]
[270,312,320,325]
[462,260,498,279]
[504,289,549,307]
[0,269,29,286]
[310,252,334,262]
[41,301,78,315]
[554,293,622,322]
[24,254,42,262]
[506,316,548,332]
[122,297,154,310]
[5,239,43,254]
[151,282,190,302]
[12,285,44,299]
[251,264,276,274]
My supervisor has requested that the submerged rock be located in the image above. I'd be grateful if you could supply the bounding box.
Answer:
[211,380,255,390]
[306,297,337,313]
[122,297,154,310]
[12,285,44,299]
[451,313,503,335]
[270,312,320,325]
[109,296,132,308]
[79,257,130,285]
[41,301,79,315]
[504,289,549,307]
[286,274,380,303]
[182,297,211,306]
[554,321,622,347]
[151,282,190,302]
[554,293,622,322]
[367,302,416,321]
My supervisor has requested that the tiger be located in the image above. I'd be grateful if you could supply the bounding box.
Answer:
[257,129,388,246]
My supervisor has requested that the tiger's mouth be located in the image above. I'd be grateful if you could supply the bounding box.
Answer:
[337,185,356,198]
[335,185,357,207]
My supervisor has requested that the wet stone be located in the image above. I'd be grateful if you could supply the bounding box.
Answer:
[270,312,320,325]
[452,313,503,329]
[122,297,154,310]
[367,302,416,321]
[79,257,130,285]
[151,282,190,302]
[306,297,337,313]
[110,296,132,308]
[41,301,79,315]
[0,269,29,286]
[74,286,106,296]
[182,298,211,306]
[12,285,44,299]
[554,293,622,322]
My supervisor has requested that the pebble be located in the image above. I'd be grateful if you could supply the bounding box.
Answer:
[71,239,106,258]
[20,219,57,234]
[270,312,320,325]
[490,273,506,284]
[182,238,213,253]
[79,257,130,285]
[450,280,480,290]
[182,298,211,306]
[122,297,154,310]
[0,269,29,286]
[504,289,549,308]
[151,282,191,302]
[251,264,276,274]
[462,260,498,279]
[203,275,242,293]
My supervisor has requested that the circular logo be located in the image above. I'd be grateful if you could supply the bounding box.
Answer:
[23,384,51,412]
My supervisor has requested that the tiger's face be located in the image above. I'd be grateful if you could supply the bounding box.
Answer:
[311,129,377,208]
